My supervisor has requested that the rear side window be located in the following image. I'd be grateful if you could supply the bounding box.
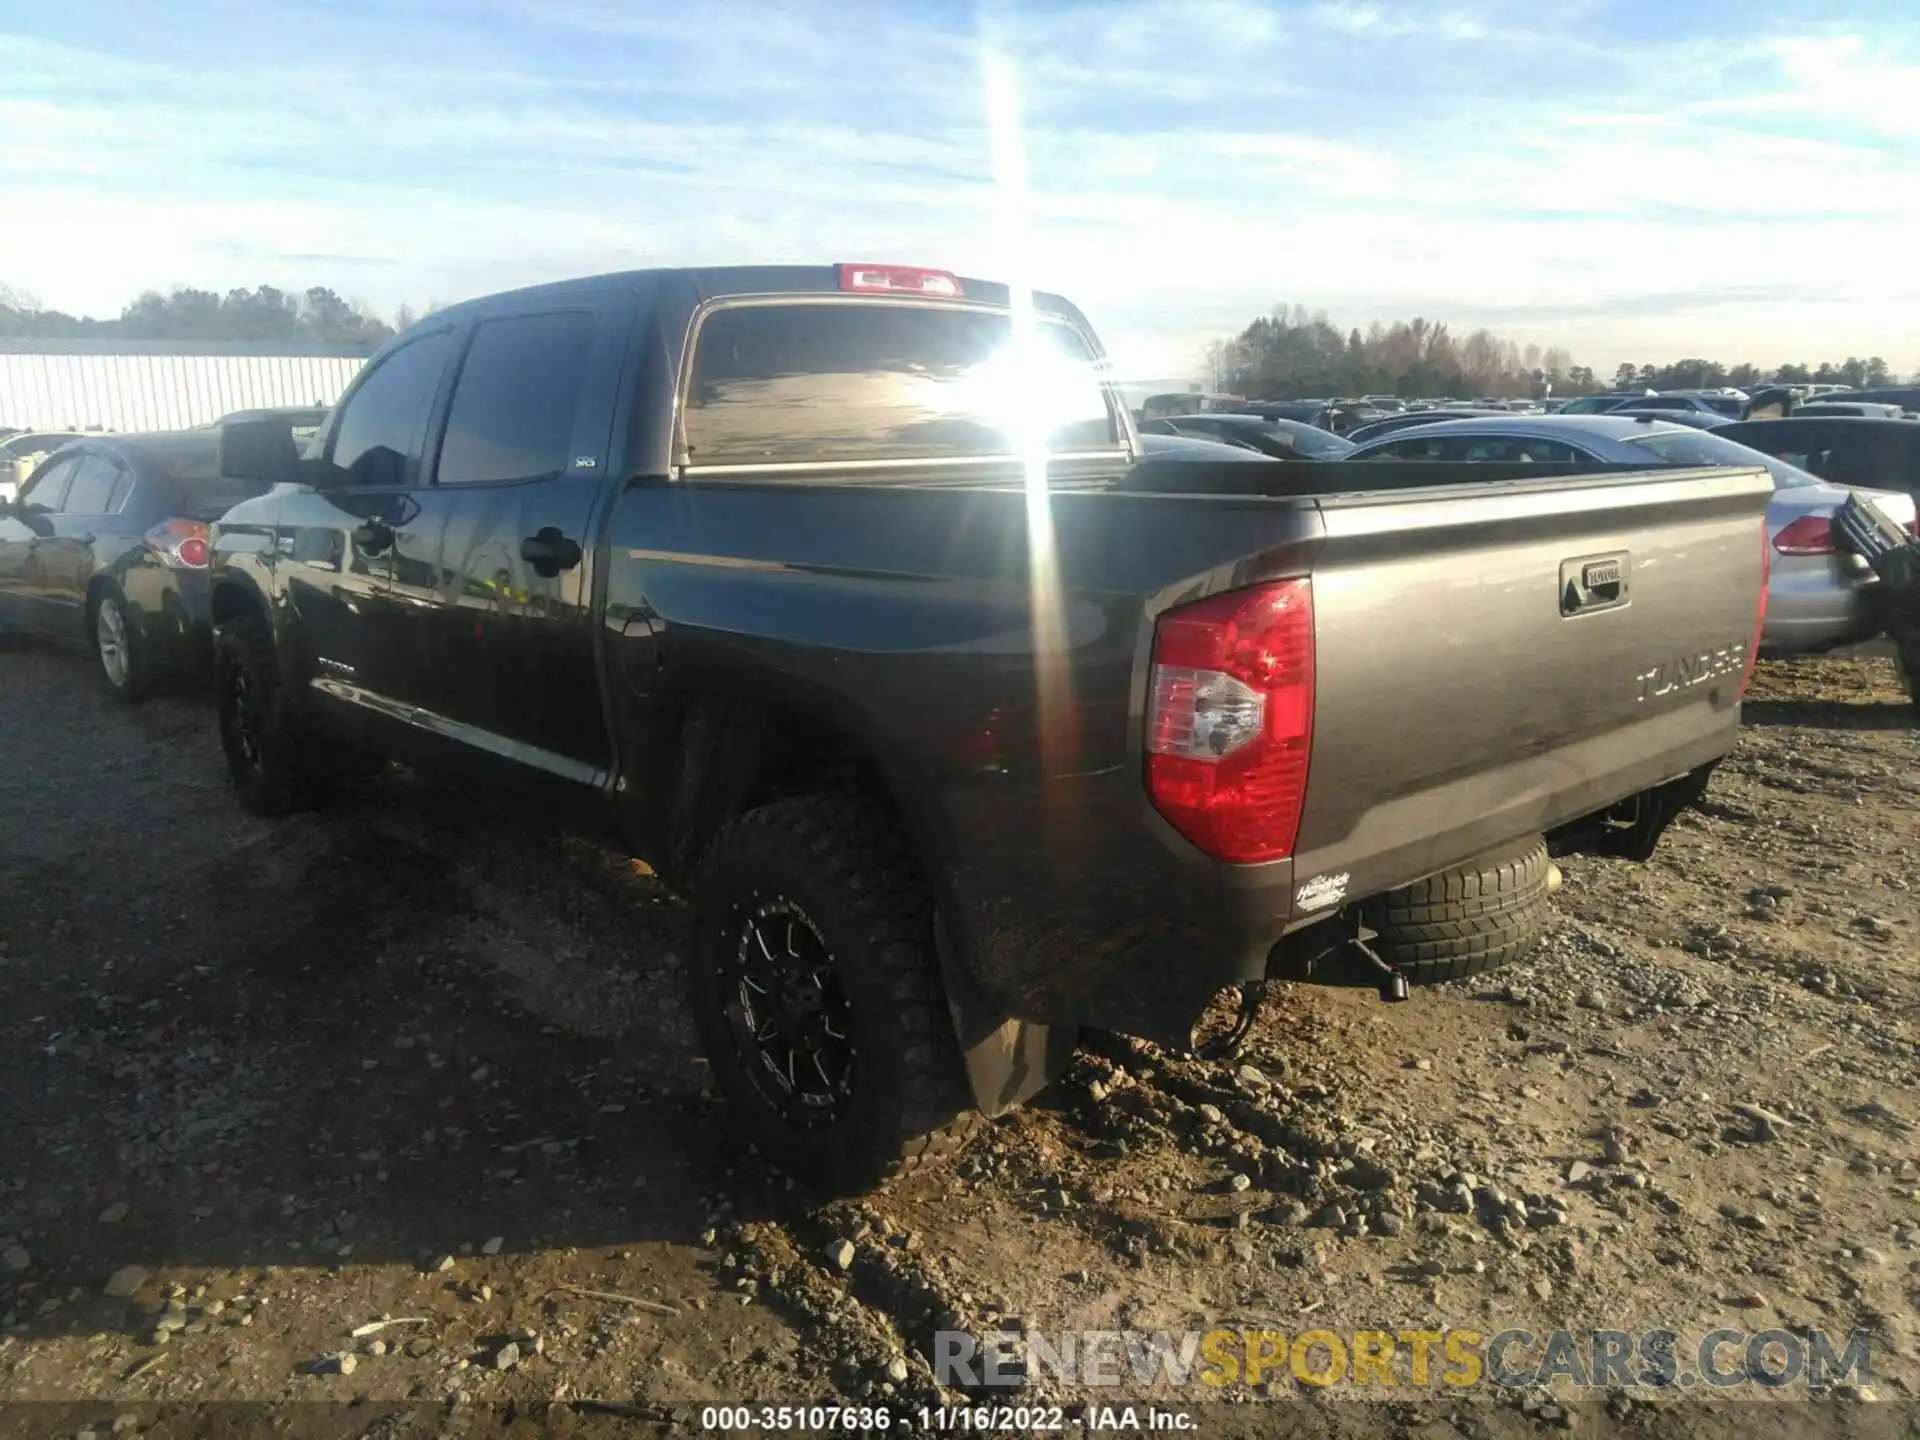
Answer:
[437,311,597,485]
[63,452,124,514]
[326,331,453,488]
[683,303,1115,469]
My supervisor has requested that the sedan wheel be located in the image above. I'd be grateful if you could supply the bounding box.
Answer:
[94,593,140,699]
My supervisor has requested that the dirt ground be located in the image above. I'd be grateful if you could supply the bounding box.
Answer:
[0,643,1915,1439]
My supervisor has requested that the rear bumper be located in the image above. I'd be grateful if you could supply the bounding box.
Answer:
[933,698,1741,1052]
[1761,557,1877,656]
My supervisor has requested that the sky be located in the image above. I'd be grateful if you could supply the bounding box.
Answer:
[1,0,1918,383]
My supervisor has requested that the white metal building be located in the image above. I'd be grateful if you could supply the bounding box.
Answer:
[0,340,372,432]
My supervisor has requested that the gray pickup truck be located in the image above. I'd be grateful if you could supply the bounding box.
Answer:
[207,264,1773,1192]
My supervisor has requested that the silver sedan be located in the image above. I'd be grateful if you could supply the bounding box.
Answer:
[1346,414,1918,657]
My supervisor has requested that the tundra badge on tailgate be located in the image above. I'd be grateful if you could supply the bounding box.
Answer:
[1637,642,1748,703]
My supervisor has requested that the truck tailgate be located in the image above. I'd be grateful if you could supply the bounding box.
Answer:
[1285,465,1773,912]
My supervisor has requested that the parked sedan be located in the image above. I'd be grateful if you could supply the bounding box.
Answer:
[1142,413,1356,458]
[1347,414,1918,658]
[0,433,274,699]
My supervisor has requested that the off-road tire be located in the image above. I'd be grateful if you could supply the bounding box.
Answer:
[214,612,370,815]
[688,794,979,1194]
[1362,835,1552,983]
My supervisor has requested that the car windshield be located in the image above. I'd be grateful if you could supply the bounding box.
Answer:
[1622,429,1821,491]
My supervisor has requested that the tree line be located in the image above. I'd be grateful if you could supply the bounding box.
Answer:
[1209,305,1906,400]
[0,282,412,346]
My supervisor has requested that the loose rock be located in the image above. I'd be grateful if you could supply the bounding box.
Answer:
[103,1265,150,1299]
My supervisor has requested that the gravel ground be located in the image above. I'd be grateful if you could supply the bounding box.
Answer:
[0,642,1915,1438]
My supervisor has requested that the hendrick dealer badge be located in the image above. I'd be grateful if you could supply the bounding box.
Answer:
[1295,871,1349,912]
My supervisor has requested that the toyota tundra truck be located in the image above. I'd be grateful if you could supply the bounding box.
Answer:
[206,263,1773,1193]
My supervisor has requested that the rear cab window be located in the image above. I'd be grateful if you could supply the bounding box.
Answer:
[681,301,1119,474]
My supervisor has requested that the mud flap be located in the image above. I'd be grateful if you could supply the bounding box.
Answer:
[933,914,1077,1119]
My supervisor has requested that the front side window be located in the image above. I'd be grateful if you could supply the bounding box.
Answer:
[684,302,1116,469]
[325,331,453,488]
[20,456,80,511]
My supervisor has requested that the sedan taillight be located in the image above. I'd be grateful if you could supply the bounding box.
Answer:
[145,518,210,568]
[1771,515,1835,555]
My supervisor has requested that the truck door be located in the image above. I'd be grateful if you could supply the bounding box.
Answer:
[278,328,455,742]
[394,300,629,784]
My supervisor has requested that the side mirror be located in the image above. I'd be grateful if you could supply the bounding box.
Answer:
[219,417,301,486]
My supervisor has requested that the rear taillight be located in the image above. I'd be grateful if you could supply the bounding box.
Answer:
[1771,515,1835,555]
[1145,579,1314,864]
[1739,515,1770,699]
[835,263,963,298]
[145,518,210,569]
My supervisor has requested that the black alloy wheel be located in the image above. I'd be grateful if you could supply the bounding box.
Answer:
[720,897,858,1128]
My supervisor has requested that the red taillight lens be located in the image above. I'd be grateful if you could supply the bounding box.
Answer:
[1146,579,1314,864]
[145,518,210,569]
[1739,515,1770,699]
[835,263,963,298]
[1771,515,1834,555]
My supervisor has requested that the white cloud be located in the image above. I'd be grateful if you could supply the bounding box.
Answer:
[1,5,1917,379]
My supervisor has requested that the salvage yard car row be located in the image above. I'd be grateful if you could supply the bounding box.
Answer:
[0,263,1908,1200]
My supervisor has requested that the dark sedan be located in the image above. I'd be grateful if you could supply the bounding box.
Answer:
[1717,416,1920,508]
[0,433,275,700]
